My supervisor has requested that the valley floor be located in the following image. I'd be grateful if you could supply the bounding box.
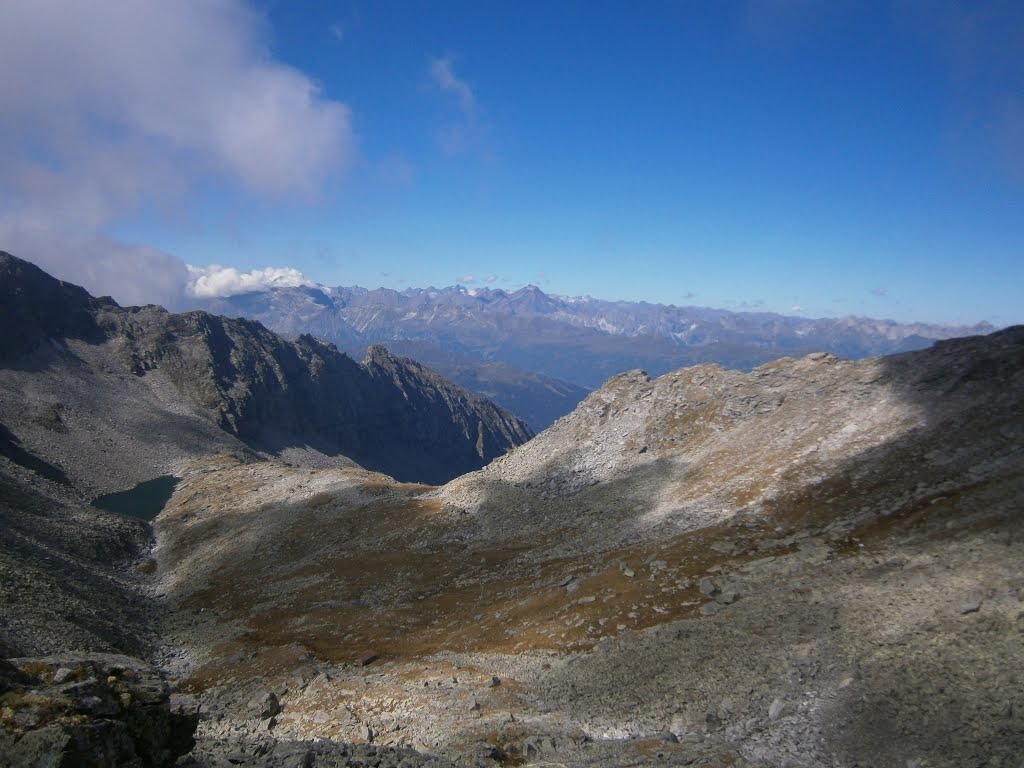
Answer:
[152,454,1023,768]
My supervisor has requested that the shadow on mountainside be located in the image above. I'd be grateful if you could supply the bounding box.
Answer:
[156,455,695,680]
[524,326,1024,765]
[0,422,70,485]
[0,462,154,657]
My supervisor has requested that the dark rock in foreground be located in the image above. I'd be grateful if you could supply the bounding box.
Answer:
[0,653,197,767]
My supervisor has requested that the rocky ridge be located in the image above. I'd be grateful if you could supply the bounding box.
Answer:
[362,339,591,432]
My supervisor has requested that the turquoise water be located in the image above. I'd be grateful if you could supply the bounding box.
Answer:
[93,475,179,521]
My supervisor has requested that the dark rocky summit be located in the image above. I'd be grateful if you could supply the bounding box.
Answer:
[0,254,110,360]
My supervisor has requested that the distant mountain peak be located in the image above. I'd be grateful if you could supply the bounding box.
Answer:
[182,270,998,415]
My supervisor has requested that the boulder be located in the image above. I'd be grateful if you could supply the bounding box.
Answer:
[0,653,196,768]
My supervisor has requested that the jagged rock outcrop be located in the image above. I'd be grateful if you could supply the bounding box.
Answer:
[366,340,591,432]
[0,654,196,767]
[0,251,532,485]
[91,304,532,483]
[361,344,532,470]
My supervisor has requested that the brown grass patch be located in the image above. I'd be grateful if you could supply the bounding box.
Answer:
[306,492,334,508]
[168,455,1013,691]
[173,489,784,690]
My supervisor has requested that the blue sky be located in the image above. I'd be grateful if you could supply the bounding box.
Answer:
[1,1,1021,325]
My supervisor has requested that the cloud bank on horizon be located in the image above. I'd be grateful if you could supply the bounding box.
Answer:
[0,0,350,307]
[186,265,317,299]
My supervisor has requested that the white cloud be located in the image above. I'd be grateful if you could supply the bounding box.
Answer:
[0,0,353,197]
[429,56,475,112]
[2,219,190,308]
[458,274,477,284]
[187,264,317,298]
[0,0,354,305]
[483,274,498,283]
[894,2,1024,184]
[329,23,344,42]
[429,56,489,156]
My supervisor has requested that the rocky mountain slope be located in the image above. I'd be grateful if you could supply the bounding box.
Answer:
[0,252,531,487]
[2,249,1019,766]
[0,451,153,659]
[0,251,529,766]
[365,339,590,433]
[190,282,992,395]
[151,325,1023,767]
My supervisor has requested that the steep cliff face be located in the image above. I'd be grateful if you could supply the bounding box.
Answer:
[90,306,533,485]
[362,344,533,472]
[0,252,532,485]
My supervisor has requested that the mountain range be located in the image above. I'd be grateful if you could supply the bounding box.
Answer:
[1,251,1021,768]
[190,282,993,429]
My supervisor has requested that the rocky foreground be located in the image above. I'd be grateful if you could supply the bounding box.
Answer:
[0,654,196,766]
[144,327,1024,767]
